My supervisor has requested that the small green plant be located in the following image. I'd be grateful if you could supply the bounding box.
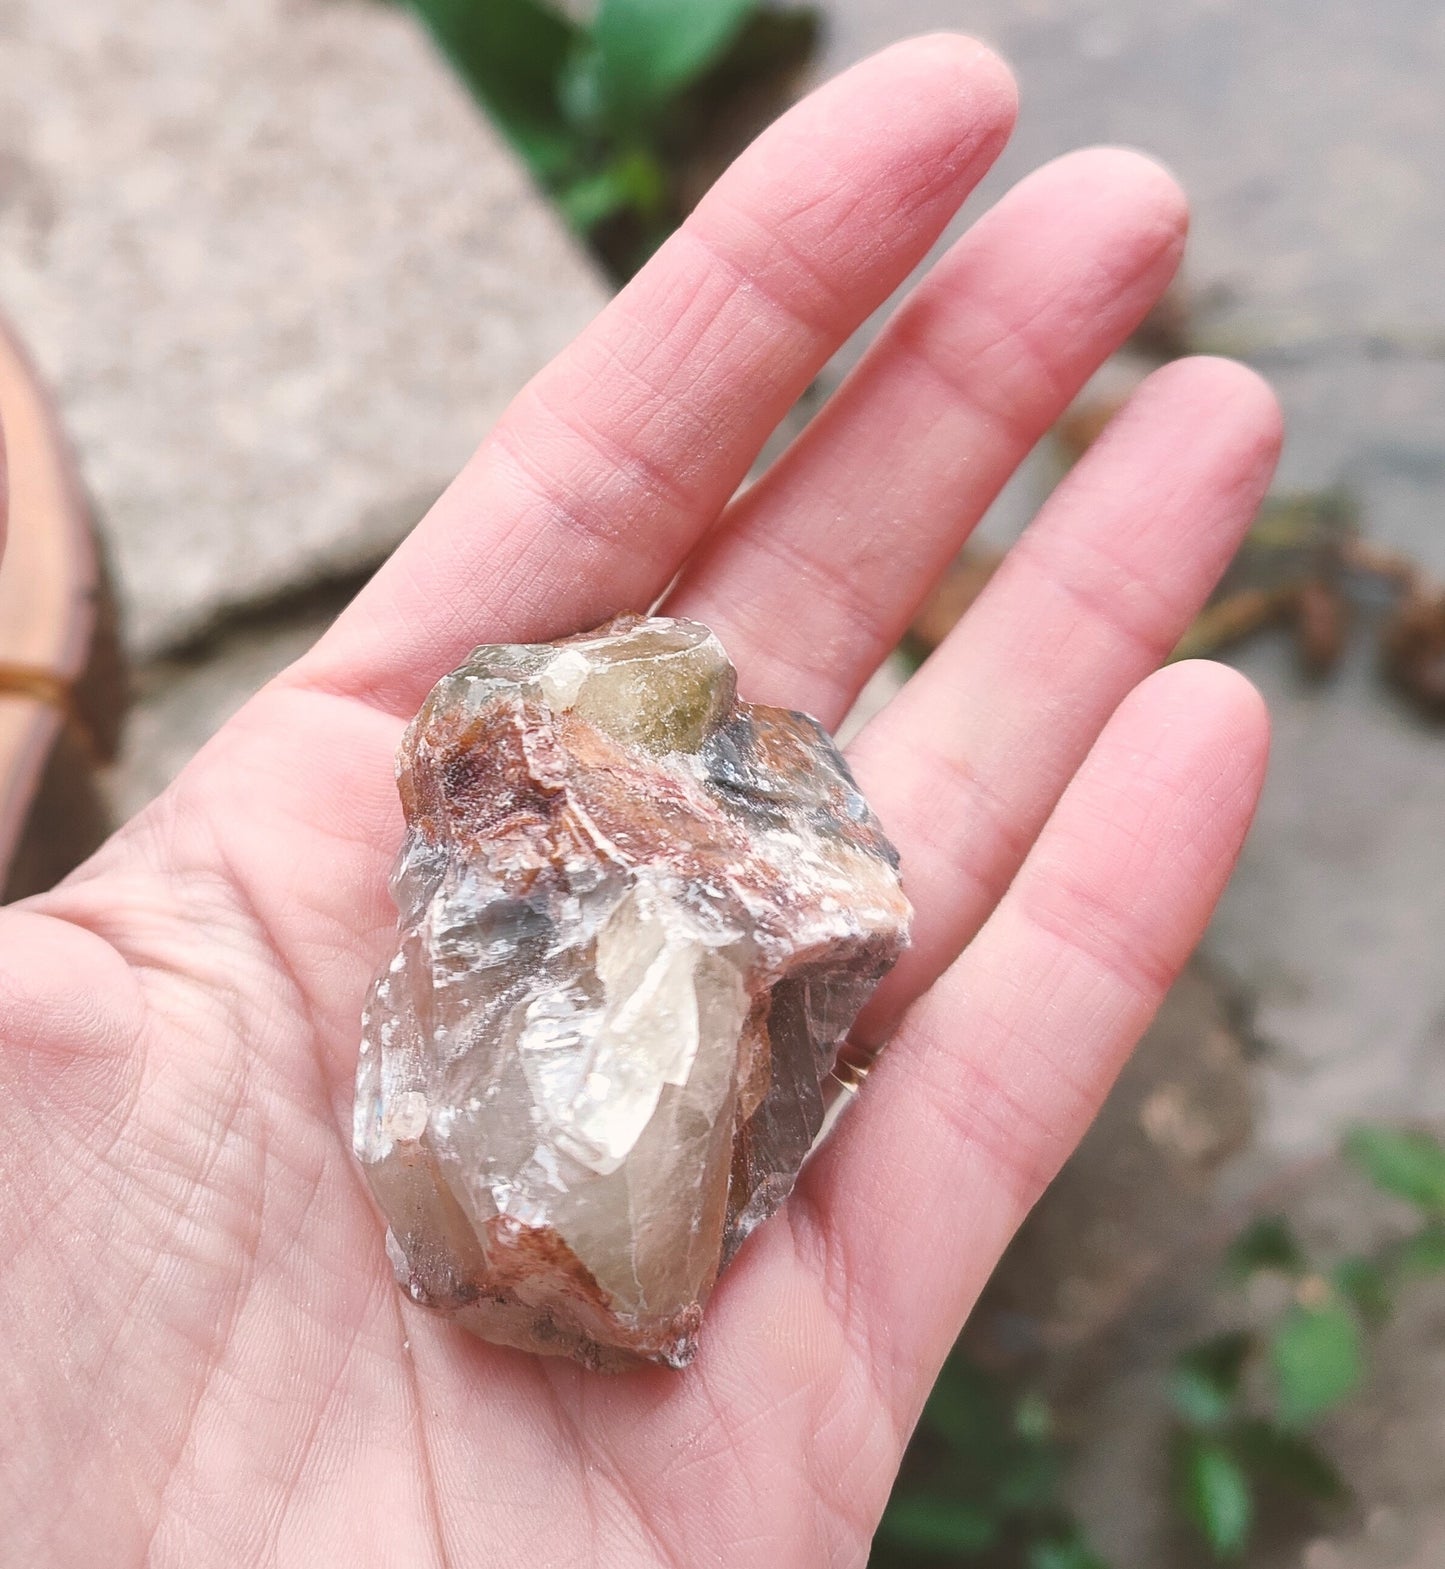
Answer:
[406,0,817,276]
[872,1355,1105,1568]
[878,1126,1445,1567]
[1169,1125,1445,1560]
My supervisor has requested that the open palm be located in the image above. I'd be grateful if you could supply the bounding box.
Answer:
[3,37,1280,1567]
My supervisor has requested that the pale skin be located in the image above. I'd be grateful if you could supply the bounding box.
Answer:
[1,35,1281,1567]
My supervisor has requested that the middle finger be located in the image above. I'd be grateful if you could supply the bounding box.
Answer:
[666,147,1189,721]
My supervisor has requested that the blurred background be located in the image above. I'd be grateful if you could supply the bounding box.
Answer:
[3,1,1444,1563]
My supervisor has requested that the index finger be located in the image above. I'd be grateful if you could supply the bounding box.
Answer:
[295,35,1016,716]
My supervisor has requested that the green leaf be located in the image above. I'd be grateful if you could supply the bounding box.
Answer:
[1231,1419,1348,1503]
[1014,1389,1054,1443]
[592,0,760,122]
[556,45,607,134]
[995,1445,1064,1514]
[918,1356,1010,1459]
[408,0,579,179]
[1169,1333,1253,1428]
[1270,1301,1363,1426]
[876,1492,998,1555]
[1171,1367,1238,1430]
[1399,1223,1445,1276]
[555,168,630,232]
[557,149,669,231]
[1174,1434,1254,1559]
[1333,1257,1393,1326]
[1345,1126,1445,1212]
[1225,1215,1309,1281]
[1027,1534,1112,1569]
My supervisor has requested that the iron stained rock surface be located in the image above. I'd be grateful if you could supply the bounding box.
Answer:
[354,615,911,1368]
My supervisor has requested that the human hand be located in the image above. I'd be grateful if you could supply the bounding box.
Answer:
[2,36,1279,1567]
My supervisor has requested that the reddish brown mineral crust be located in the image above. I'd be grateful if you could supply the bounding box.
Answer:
[354,615,911,1369]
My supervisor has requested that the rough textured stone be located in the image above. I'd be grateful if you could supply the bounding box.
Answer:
[353,615,911,1369]
[0,0,609,656]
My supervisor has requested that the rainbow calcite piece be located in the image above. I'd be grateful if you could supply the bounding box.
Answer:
[353,615,910,1369]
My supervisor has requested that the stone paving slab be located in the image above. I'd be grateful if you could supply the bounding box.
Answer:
[0,0,610,657]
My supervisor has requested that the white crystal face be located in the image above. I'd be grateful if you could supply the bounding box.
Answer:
[528,883,748,1176]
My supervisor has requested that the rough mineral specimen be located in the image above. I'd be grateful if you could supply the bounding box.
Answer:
[353,615,911,1369]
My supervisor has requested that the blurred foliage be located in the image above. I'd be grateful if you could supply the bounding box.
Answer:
[871,1357,1104,1569]
[405,0,817,278]
[1165,1123,1445,1562]
[876,1125,1445,1566]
